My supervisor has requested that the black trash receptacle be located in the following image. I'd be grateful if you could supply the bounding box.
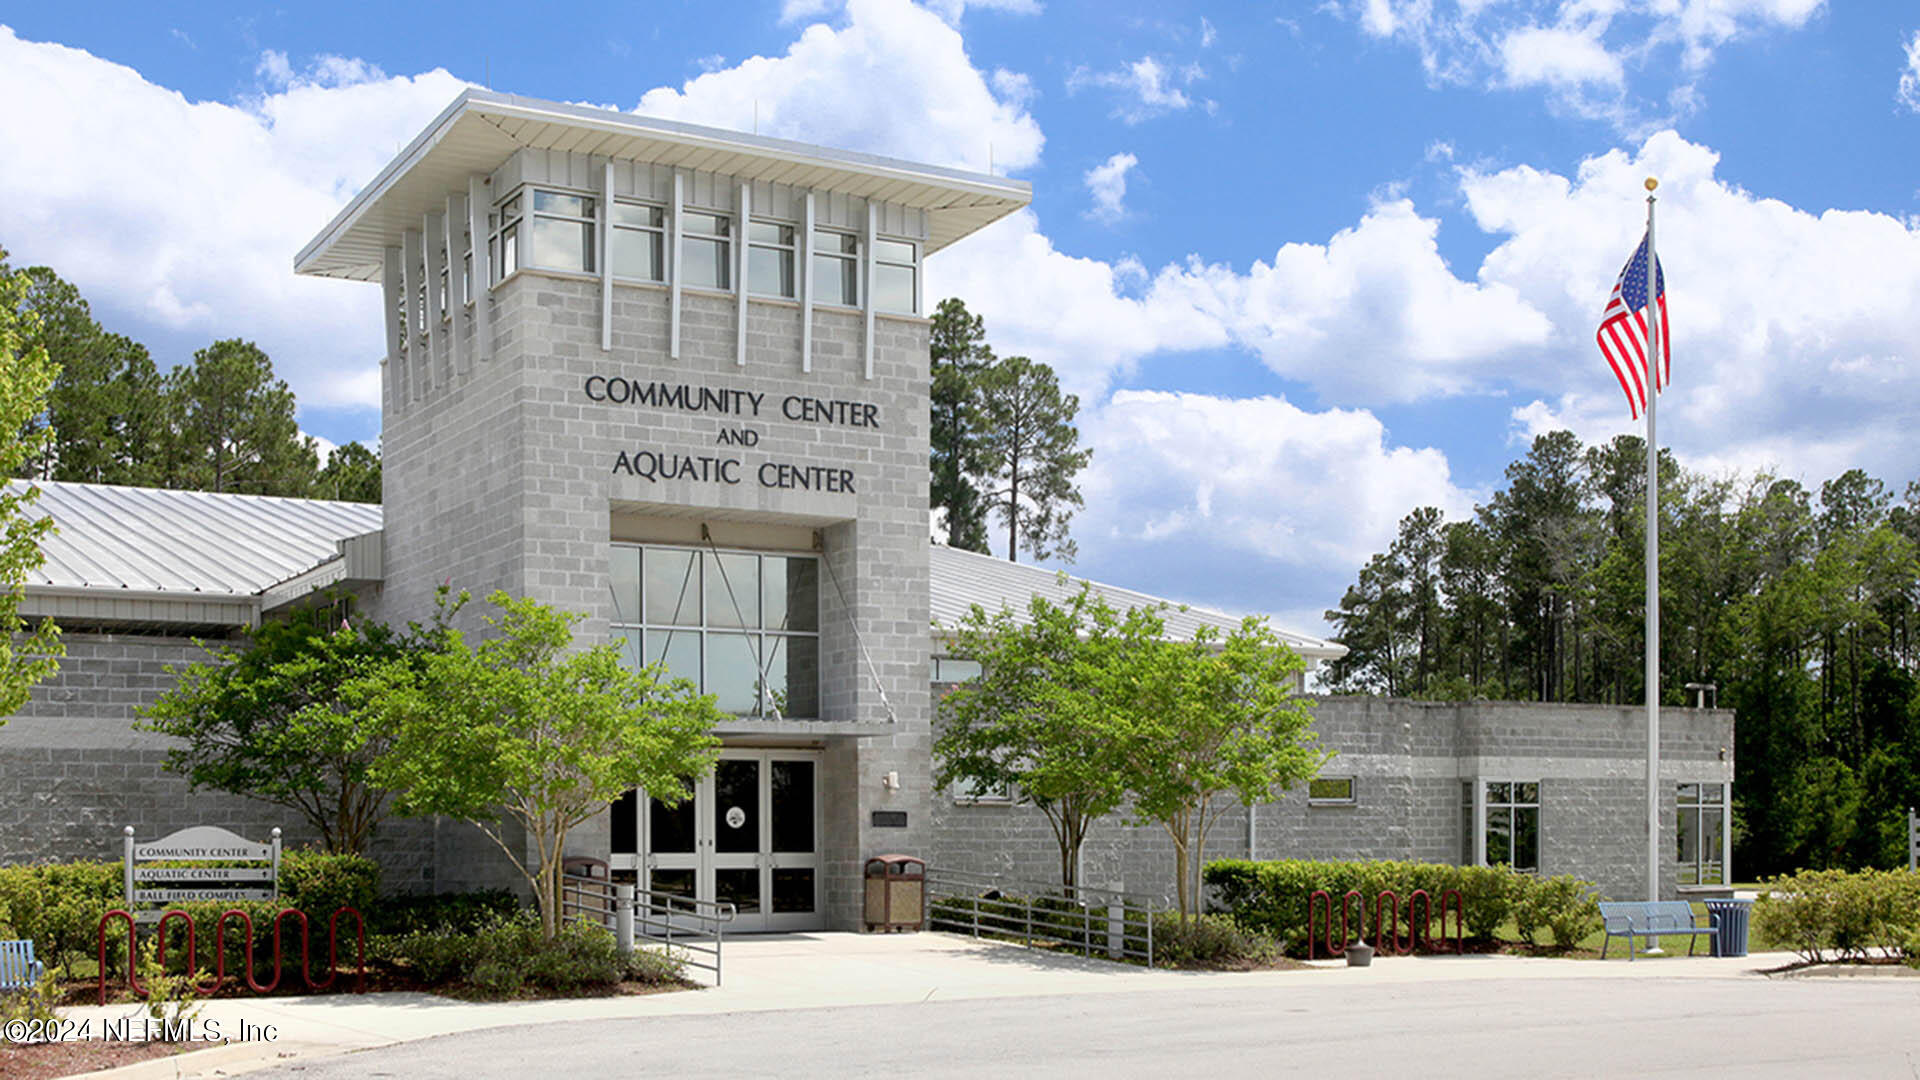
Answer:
[1703,898,1752,957]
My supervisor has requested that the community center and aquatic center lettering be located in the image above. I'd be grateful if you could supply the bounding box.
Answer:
[584,374,876,493]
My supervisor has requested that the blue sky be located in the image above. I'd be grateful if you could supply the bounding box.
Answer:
[3,0,1919,636]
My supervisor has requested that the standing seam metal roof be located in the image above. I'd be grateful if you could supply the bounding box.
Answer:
[928,544,1344,659]
[14,481,382,596]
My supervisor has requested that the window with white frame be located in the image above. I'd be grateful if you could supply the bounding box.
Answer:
[610,201,665,282]
[680,210,732,290]
[1308,776,1357,805]
[1677,782,1727,886]
[812,230,858,306]
[748,220,797,298]
[460,226,474,305]
[528,190,596,273]
[872,237,916,314]
[490,193,522,283]
[932,657,982,684]
[607,544,818,719]
[951,777,1016,805]
[1483,781,1540,873]
[436,243,450,318]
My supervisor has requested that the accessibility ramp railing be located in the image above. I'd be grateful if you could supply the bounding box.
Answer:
[922,867,1166,968]
[560,873,737,986]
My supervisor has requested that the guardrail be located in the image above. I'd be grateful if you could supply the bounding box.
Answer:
[560,875,736,986]
[923,868,1166,968]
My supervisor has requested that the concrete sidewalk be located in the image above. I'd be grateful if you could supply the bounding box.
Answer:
[55,933,1803,1079]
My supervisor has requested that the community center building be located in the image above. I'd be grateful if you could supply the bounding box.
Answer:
[0,92,1736,924]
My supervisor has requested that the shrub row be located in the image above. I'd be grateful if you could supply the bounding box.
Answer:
[1204,859,1600,955]
[1752,868,1920,964]
[387,911,682,997]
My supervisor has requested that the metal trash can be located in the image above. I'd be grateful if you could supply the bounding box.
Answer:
[1703,898,1753,957]
[864,855,925,932]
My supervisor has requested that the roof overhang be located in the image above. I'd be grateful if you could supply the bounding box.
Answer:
[296,90,1032,282]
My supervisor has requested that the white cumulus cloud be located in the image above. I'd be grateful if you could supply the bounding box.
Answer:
[1066,56,1202,124]
[0,27,467,412]
[1083,152,1138,224]
[640,0,1042,174]
[1463,129,1920,488]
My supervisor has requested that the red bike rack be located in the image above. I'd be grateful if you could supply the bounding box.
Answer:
[96,905,366,1003]
[1306,887,1464,959]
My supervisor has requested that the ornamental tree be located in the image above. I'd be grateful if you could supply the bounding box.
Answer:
[1125,618,1327,920]
[366,592,722,938]
[139,602,448,854]
[0,258,65,721]
[934,584,1163,893]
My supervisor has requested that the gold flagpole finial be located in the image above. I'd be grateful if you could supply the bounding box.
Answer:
[1645,177,1659,192]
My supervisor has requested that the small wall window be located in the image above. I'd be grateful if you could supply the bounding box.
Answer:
[933,657,982,684]
[1677,782,1727,886]
[460,226,474,306]
[872,237,916,314]
[610,201,666,282]
[812,230,859,306]
[749,220,797,298]
[681,210,732,290]
[952,778,1016,805]
[490,193,522,283]
[1307,776,1356,805]
[1484,781,1540,873]
[529,189,596,273]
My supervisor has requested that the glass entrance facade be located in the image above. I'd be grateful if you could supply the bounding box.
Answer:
[608,544,820,719]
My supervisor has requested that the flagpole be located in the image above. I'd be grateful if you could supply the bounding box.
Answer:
[1643,176,1661,905]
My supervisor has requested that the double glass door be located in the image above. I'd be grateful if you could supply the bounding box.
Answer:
[640,750,821,933]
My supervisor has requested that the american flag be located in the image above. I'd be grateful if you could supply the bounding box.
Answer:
[1595,233,1669,420]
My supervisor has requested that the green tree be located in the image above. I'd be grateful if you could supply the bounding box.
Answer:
[929,298,993,553]
[317,441,382,503]
[0,258,64,720]
[4,262,165,485]
[974,355,1091,563]
[934,584,1161,891]
[1126,618,1326,919]
[169,339,318,495]
[139,605,439,854]
[366,592,723,938]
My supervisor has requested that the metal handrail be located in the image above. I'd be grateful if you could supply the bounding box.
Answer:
[631,886,736,986]
[559,876,736,986]
[922,867,1167,968]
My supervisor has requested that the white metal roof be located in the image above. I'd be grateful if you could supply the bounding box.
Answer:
[16,481,381,598]
[928,544,1345,660]
[296,90,1032,282]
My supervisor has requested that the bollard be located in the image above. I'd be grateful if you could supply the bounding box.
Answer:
[615,884,635,956]
[1106,881,1125,959]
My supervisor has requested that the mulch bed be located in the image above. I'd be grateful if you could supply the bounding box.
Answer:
[0,1039,213,1080]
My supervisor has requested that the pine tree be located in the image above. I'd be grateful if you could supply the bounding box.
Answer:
[974,355,1090,564]
[929,298,994,553]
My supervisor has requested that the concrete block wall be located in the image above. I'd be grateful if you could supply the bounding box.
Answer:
[0,635,433,888]
[931,695,1736,905]
[383,268,934,926]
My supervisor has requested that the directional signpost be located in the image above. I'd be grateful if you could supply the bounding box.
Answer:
[123,824,282,920]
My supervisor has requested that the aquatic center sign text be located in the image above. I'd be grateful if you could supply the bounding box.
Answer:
[585,375,876,494]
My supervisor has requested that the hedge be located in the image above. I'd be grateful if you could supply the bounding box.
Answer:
[1205,859,1599,955]
[1752,868,1920,964]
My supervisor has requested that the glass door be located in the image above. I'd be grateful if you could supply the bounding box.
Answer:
[710,756,765,928]
[631,750,822,932]
[764,756,820,932]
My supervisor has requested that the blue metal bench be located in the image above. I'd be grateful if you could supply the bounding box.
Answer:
[1598,901,1717,960]
[1,939,46,992]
